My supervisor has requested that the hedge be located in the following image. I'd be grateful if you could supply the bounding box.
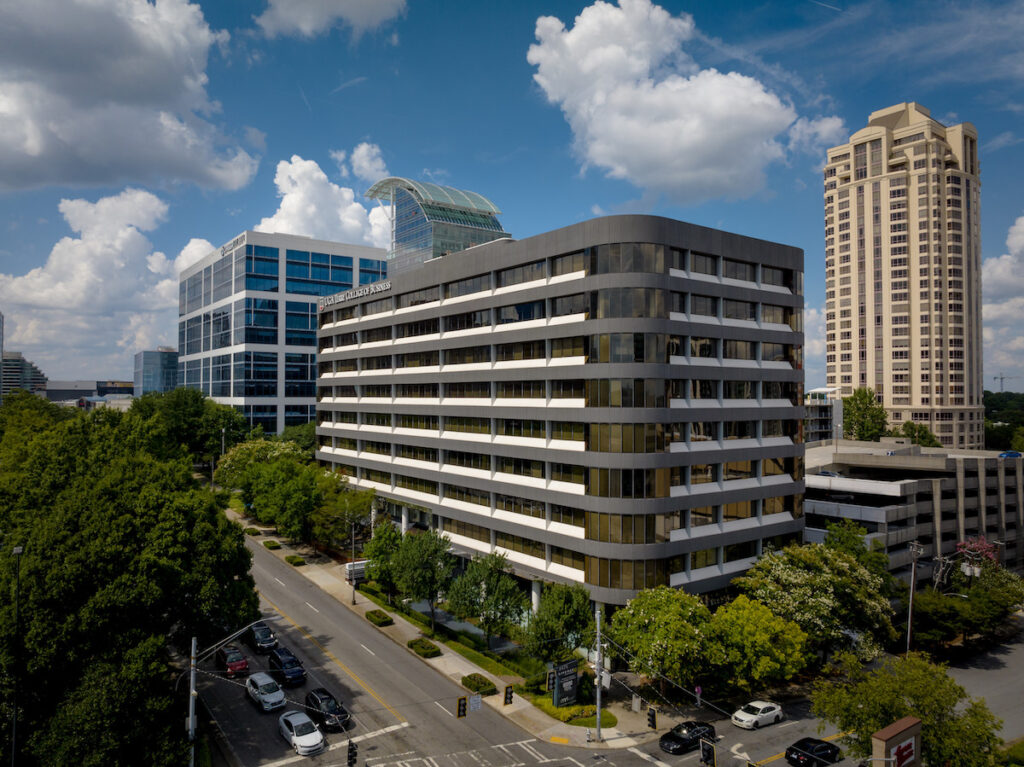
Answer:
[408,637,442,658]
[462,673,497,696]
[244,527,261,536]
[262,540,281,550]
[285,555,305,566]
[366,609,394,627]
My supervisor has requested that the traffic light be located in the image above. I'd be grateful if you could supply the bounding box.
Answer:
[347,740,358,767]
[546,670,556,691]
[647,707,657,730]
[504,685,514,705]
[699,738,716,766]
[457,696,468,718]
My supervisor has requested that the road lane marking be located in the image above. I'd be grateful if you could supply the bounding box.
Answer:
[361,643,376,656]
[261,722,411,767]
[274,577,286,586]
[549,736,569,744]
[628,747,672,767]
[305,601,320,613]
[434,700,453,717]
[261,595,405,722]
[778,720,797,728]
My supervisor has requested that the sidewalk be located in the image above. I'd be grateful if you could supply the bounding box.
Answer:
[231,512,667,749]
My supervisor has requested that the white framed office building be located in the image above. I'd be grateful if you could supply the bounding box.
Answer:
[178,230,386,433]
[315,215,806,605]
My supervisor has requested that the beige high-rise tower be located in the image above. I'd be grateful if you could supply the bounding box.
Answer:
[824,103,983,448]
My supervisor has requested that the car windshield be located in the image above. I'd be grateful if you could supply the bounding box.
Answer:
[294,721,317,736]
[322,698,340,713]
[672,724,693,735]
[254,627,271,639]
[224,650,243,663]
[259,681,280,694]
[741,704,762,715]
[282,658,300,669]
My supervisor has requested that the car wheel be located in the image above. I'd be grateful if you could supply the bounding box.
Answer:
[752,721,759,729]
[775,714,782,723]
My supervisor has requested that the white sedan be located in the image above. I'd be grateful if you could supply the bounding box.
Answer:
[731,700,784,729]
[279,710,326,756]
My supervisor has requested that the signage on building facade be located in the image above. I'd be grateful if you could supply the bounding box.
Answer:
[220,233,246,256]
[320,280,392,310]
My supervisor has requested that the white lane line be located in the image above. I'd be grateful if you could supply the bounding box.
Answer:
[361,642,376,656]
[778,720,797,728]
[434,700,454,717]
[274,577,285,586]
[304,601,320,613]
[628,747,672,767]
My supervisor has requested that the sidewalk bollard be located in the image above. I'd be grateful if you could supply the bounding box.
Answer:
[586,728,592,743]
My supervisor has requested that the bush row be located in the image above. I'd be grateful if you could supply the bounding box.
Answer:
[408,637,441,658]
[461,673,497,696]
[366,609,394,627]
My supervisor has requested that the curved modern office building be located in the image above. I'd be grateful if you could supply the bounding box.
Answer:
[315,215,805,605]
[365,177,509,276]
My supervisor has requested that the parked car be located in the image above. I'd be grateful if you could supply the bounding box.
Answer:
[215,644,249,678]
[305,687,351,731]
[731,700,784,729]
[246,621,278,653]
[279,710,326,756]
[785,737,842,766]
[999,451,1022,459]
[269,646,307,686]
[659,721,716,754]
[246,672,286,712]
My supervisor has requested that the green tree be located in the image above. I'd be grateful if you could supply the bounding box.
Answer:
[522,583,595,663]
[394,530,456,631]
[735,543,895,659]
[130,388,247,464]
[363,519,403,604]
[1012,426,1024,453]
[278,420,317,455]
[247,458,321,540]
[842,387,888,441]
[911,587,967,650]
[607,586,711,687]
[811,653,1001,766]
[705,595,807,695]
[886,420,943,447]
[310,471,375,553]
[824,519,901,599]
[214,438,307,498]
[447,553,526,650]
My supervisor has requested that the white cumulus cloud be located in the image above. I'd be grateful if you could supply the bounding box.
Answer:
[983,214,1024,384]
[254,154,390,248]
[0,189,194,379]
[0,0,257,190]
[803,305,827,388]
[350,142,390,185]
[255,0,405,39]
[526,0,843,203]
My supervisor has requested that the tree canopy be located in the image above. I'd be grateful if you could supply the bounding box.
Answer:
[0,394,258,766]
[886,420,943,447]
[811,653,1001,766]
[446,553,526,649]
[129,387,247,463]
[522,583,595,663]
[363,519,403,604]
[393,529,456,631]
[842,387,888,441]
[824,519,901,599]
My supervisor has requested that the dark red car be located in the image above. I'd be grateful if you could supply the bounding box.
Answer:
[216,644,250,678]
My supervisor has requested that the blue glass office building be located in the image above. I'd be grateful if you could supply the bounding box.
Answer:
[365,177,509,275]
[178,230,387,433]
[134,347,178,396]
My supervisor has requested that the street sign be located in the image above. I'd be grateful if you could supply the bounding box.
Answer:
[469,693,482,712]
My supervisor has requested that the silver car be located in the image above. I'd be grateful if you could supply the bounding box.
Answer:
[279,710,326,755]
[246,671,286,712]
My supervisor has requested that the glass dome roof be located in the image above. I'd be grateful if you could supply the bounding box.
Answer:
[365,177,502,215]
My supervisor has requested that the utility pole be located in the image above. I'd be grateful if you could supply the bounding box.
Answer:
[188,635,198,767]
[595,605,603,743]
[351,520,357,605]
[906,541,924,656]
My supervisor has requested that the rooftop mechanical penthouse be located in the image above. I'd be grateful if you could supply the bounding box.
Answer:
[315,215,805,605]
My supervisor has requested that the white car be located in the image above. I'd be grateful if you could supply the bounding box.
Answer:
[246,672,285,712]
[279,710,326,756]
[731,700,784,729]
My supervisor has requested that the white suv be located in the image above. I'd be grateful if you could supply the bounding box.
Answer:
[246,671,286,712]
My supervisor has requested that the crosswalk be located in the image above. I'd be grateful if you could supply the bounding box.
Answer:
[363,739,596,767]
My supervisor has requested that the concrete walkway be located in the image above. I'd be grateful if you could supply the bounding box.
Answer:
[233,513,665,750]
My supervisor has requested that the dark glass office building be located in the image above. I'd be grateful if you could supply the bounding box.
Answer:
[316,215,805,605]
[134,347,179,397]
[178,230,387,433]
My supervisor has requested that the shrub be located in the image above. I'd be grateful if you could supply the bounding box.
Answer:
[408,637,441,658]
[462,673,498,696]
[263,540,281,550]
[244,527,261,536]
[285,555,305,566]
[366,609,394,627]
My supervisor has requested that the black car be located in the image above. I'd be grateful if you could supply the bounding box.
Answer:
[246,621,278,653]
[305,687,351,731]
[659,721,716,755]
[785,737,841,766]
[268,646,307,686]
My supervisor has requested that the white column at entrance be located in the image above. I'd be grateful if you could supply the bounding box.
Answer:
[531,580,542,614]
[401,506,409,534]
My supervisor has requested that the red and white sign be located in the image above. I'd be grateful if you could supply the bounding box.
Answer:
[890,736,916,767]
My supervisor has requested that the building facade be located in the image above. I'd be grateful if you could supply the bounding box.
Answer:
[1,351,47,397]
[365,177,510,276]
[178,230,387,434]
[805,440,1024,584]
[134,347,179,397]
[823,103,983,448]
[316,215,805,605]
[804,386,843,444]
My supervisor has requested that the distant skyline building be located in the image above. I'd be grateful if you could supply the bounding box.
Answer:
[804,387,843,444]
[134,347,178,397]
[316,215,805,606]
[1,351,48,397]
[177,230,387,434]
[365,177,509,276]
[823,102,983,449]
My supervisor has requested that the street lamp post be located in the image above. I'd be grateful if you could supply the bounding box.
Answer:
[905,541,924,656]
[351,520,357,605]
[10,545,23,767]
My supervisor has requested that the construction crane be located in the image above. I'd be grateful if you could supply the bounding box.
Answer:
[993,373,1023,392]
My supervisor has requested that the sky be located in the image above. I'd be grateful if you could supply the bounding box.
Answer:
[1,0,1023,390]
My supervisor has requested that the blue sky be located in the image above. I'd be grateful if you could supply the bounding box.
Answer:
[1,0,1023,388]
